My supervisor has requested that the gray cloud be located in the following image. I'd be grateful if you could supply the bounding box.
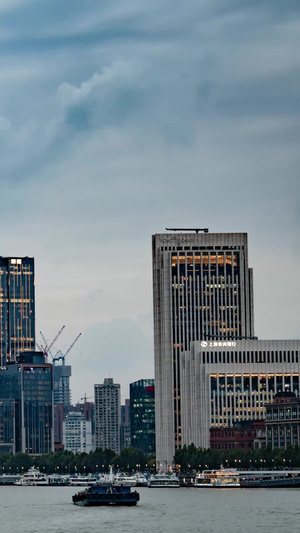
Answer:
[0,1,299,401]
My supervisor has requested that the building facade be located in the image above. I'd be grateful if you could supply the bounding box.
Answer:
[210,420,266,450]
[0,351,53,454]
[94,378,120,453]
[63,411,94,454]
[152,231,254,467]
[130,379,155,456]
[265,392,300,449]
[180,340,300,451]
[120,399,131,451]
[53,364,72,407]
[0,257,35,367]
[54,402,65,447]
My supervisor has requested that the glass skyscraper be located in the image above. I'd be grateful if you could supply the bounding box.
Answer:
[0,257,35,367]
[130,379,155,456]
[152,231,254,468]
[0,352,53,454]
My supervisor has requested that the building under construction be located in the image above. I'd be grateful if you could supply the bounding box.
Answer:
[38,326,81,447]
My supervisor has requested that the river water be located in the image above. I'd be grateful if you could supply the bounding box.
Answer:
[1,485,299,533]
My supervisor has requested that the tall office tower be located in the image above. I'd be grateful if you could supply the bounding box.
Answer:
[0,257,35,367]
[94,378,120,454]
[130,379,155,456]
[0,351,53,454]
[152,231,254,469]
[120,399,131,451]
[53,364,72,445]
[53,364,72,406]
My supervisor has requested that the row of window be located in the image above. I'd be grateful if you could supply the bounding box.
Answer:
[203,351,299,365]
[266,406,300,421]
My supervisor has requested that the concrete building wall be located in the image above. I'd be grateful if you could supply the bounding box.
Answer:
[94,378,120,453]
[180,340,300,450]
[63,412,94,453]
[152,231,254,469]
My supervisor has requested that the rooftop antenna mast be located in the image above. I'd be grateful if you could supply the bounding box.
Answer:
[165,227,209,233]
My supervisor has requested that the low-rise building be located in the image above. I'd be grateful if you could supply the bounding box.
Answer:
[181,339,300,450]
[265,391,300,449]
[210,420,265,450]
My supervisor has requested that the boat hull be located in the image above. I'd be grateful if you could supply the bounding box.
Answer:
[72,481,140,507]
[73,494,140,506]
[240,477,300,488]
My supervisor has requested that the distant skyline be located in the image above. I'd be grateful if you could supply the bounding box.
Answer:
[1,1,299,402]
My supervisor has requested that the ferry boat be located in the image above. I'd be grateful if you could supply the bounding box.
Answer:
[240,470,300,488]
[72,467,139,506]
[72,483,140,506]
[147,473,180,488]
[15,466,49,486]
[194,468,240,488]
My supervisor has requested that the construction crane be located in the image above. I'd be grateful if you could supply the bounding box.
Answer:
[40,325,66,358]
[81,394,93,403]
[52,333,82,365]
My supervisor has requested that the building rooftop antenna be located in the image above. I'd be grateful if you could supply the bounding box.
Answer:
[165,228,209,233]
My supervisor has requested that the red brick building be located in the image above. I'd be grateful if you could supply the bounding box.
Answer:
[210,420,265,450]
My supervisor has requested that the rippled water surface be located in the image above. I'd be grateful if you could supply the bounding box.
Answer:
[1,485,299,533]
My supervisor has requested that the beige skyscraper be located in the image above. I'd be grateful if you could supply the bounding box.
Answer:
[94,378,121,453]
[152,230,254,469]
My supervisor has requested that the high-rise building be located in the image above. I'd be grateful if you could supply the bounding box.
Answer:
[63,411,94,454]
[130,379,155,456]
[54,403,65,448]
[152,231,254,467]
[94,378,120,453]
[0,257,35,367]
[0,351,53,454]
[120,399,131,451]
[53,364,72,406]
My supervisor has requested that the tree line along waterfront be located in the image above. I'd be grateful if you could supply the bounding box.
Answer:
[0,447,154,475]
[1,444,300,474]
[174,444,300,471]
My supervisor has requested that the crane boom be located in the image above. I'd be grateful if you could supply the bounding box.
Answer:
[63,333,81,358]
[81,394,93,402]
[40,331,49,354]
[48,325,65,352]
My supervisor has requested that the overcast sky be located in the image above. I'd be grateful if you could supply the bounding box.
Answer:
[1,1,299,402]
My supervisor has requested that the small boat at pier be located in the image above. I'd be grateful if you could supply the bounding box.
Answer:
[114,473,137,486]
[15,466,49,486]
[147,473,180,488]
